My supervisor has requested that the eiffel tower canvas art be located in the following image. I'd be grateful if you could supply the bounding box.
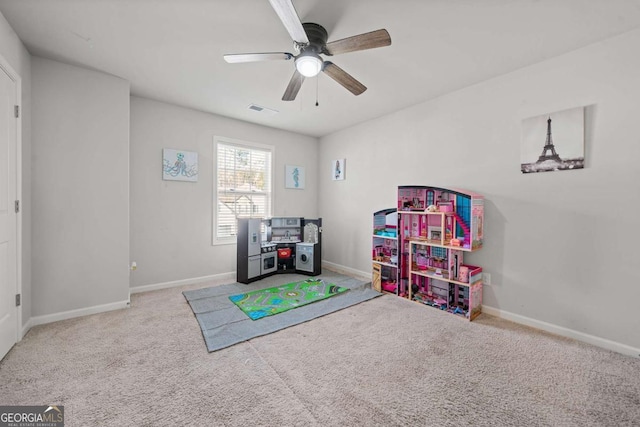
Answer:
[520,106,585,173]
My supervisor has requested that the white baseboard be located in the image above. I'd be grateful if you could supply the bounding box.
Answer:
[21,318,32,340]
[322,261,370,282]
[482,305,640,359]
[130,272,236,294]
[133,265,369,295]
[29,299,131,328]
[321,261,639,359]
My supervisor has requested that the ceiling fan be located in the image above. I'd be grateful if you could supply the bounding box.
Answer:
[224,0,392,101]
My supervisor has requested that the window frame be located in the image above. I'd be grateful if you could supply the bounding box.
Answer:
[212,136,275,246]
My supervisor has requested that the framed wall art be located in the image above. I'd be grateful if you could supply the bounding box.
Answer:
[285,165,305,189]
[162,148,198,182]
[521,106,585,174]
[332,158,345,180]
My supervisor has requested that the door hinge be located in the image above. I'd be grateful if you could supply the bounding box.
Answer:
[15,294,21,307]
[15,200,19,213]
[14,105,19,118]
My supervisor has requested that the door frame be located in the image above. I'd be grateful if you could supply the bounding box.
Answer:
[0,52,23,342]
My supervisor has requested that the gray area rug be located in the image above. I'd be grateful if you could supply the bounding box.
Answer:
[183,271,380,352]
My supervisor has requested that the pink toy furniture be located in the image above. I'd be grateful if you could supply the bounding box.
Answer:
[392,185,485,321]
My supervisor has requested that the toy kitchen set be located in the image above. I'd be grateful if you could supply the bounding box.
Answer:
[236,217,322,284]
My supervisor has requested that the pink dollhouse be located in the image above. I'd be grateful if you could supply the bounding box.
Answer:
[397,185,484,250]
[389,185,485,320]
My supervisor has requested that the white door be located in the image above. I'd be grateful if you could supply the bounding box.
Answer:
[0,65,18,360]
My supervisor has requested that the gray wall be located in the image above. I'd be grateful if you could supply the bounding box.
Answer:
[5,6,637,354]
[0,10,31,329]
[319,29,640,350]
[130,97,318,288]
[31,57,130,316]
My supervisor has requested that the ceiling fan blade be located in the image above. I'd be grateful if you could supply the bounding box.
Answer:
[322,62,366,96]
[282,70,305,101]
[268,0,309,44]
[324,29,391,56]
[224,52,293,63]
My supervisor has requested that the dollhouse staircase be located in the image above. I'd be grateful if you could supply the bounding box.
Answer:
[450,212,471,243]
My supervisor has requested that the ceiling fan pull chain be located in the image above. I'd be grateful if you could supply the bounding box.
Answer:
[315,75,319,107]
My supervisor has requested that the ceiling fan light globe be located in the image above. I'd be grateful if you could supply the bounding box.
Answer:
[295,55,322,77]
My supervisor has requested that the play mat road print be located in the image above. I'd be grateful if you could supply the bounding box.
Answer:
[229,278,348,320]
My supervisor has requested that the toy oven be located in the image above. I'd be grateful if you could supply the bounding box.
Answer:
[261,251,277,275]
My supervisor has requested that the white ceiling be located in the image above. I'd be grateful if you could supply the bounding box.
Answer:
[2,0,640,137]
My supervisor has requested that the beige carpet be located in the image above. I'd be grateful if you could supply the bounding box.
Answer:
[1,275,639,426]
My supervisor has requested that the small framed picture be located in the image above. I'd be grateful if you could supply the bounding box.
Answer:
[332,159,345,181]
[163,148,198,182]
[285,165,305,189]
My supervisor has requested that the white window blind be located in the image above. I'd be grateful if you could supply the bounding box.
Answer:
[214,137,273,244]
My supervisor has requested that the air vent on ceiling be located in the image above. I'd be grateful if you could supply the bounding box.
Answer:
[247,104,279,116]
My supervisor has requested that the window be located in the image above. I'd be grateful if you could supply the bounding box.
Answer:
[426,190,434,207]
[213,136,273,244]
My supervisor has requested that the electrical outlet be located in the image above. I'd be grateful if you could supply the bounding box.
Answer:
[482,272,491,285]
[131,261,137,271]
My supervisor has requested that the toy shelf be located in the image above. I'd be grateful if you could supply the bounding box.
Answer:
[373,261,399,294]
[407,237,478,253]
[373,260,398,269]
[372,234,397,240]
[372,208,399,294]
[411,283,483,321]
[410,269,472,288]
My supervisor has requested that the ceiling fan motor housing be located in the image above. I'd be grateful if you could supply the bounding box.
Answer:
[302,23,329,55]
